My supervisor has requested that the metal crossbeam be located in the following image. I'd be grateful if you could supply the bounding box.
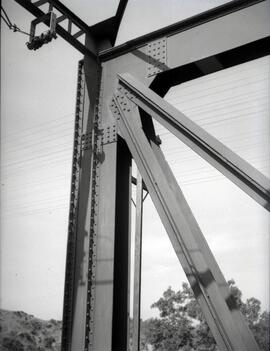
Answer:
[110,93,260,351]
[116,73,270,211]
[99,0,266,61]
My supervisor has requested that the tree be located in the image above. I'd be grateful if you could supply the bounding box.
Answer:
[144,280,269,351]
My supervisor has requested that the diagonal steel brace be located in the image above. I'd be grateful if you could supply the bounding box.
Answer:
[117,73,270,212]
[110,93,260,351]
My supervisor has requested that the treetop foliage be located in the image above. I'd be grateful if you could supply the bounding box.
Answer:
[143,280,269,351]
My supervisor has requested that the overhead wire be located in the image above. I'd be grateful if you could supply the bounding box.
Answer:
[2,145,73,168]
[167,62,269,101]
[2,157,72,176]
[2,119,74,146]
[1,57,269,220]
[2,205,69,218]
[4,194,69,208]
[2,113,73,140]
[169,89,269,115]
[167,76,268,105]
[167,57,269,97]
[170,94,269,121]
[2,123,74,147]
[1,5,30,36]
[3,133,74,155]
[4,173,70,191]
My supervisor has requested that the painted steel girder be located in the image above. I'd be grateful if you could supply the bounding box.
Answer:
[99,0,270,66]
[116,73,270,212]
[110,94,260,351]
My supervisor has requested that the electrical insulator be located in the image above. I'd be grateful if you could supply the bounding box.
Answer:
[26,12,57,51]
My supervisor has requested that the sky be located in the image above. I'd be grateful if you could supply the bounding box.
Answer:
[1,0,269,322]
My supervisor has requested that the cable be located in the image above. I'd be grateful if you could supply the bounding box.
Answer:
[2,113,73,140]
[2,205,68,218]
[1,14,11,28]
[171,92,269,119]
[1,145,72,168]
[1,6,12,27]
[1,157,72,176]
[167,75,268,105]
[3,132,74,155]
[167,57,269,97]
[1,6,30,36]
[2,119,74,146]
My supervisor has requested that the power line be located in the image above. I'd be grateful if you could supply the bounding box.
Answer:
[2,205,69,218]
[3,133,74,155]
[168,57,269,97]
[170,92,269,119]
[1,145,73,168]
[1,157,72,176]
[2,116,74,144]
[167,58,269,102]
[1,5,30,36]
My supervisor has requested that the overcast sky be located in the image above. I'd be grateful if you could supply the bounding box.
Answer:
[1,0,269,322]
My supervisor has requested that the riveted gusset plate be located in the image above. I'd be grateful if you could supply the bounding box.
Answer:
[81,132,93,150]
[147,37,167,77]
[101,123,117,145]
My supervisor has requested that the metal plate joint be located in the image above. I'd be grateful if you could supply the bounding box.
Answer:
[101,124,117,145]
[147,37,167,77]
[81,132,92,150]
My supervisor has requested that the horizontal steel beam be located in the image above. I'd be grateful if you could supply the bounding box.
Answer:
[47,0,90,33]
[99,0,266,61]
[117,73,270,211]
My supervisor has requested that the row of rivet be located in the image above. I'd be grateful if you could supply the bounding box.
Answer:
[81,132,92,150]
[84,66,103,351]
[62,60,85,350]
[100,124,117,145]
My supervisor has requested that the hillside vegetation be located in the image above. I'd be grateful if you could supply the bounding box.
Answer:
[0,309,61,351]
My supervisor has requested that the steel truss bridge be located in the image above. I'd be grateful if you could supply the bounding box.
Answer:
[13,0,270,350]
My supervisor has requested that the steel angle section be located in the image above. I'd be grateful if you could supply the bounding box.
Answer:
[117,73,270,211]
[61,60,85,351]
[110,95,260,351]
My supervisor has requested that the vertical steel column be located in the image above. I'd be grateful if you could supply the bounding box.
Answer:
[80,45,132,351]
[112,137,132,351]
[61,60,85,351]
[132,171,143,351]
[61,33,101,350]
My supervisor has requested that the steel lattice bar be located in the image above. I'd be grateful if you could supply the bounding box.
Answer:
[14,0,96,58]
[110,94,260,351]
[117,73,270,211]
